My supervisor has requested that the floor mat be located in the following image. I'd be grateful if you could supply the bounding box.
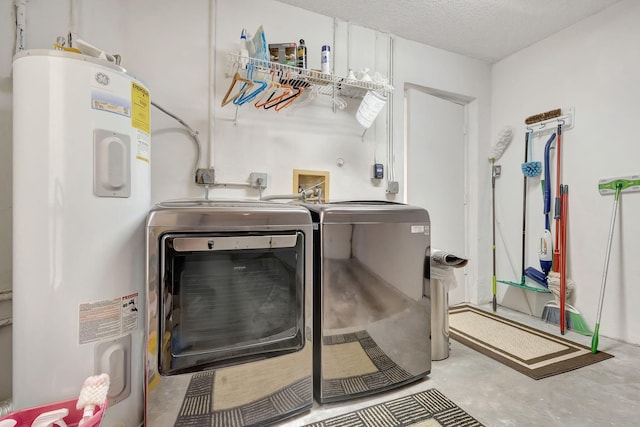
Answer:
[321,330,414,399]
[449,304,613,380]
[303,388,483,427]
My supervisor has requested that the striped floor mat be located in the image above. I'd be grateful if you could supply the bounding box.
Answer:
[449,304,613,380]
[303,388,483,427]
[321,330,414,399]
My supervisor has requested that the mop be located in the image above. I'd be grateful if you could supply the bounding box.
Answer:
[591,175,640,353]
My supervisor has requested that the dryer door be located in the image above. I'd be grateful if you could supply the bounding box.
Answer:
[159,231,305,375]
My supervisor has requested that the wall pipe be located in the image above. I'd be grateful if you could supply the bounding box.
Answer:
[208,0,217,168]
[69,0,78,41]
[14,0,26,54]
[387,35,395,185]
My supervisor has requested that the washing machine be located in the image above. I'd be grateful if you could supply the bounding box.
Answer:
[145,199,313,426]
[304,201,431,403]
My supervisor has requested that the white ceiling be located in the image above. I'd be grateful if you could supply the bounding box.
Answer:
[275,0,622,63]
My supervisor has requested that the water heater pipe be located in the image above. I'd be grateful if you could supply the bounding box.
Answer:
[14,0,26,54]
[387,35,395,184]
[208,0,217,168]
[69,0,79,40]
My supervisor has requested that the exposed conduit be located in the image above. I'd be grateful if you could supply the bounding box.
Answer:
[387,35,396,186]
[208,0,217,168]
[151,101,201,179]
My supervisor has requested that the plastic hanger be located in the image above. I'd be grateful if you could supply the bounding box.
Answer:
[254,69,291,108]
[273,86,304,111]
[263,71,296,110]
[221,72,254,107]
[233,64,268,106]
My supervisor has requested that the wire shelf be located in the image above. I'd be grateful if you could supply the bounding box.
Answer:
[226,53,393,99]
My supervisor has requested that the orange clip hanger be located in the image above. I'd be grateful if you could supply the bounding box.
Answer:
[273,86,304,111]
[262,73,295,110]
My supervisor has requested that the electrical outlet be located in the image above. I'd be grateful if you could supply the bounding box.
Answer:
[386,181,399,194]
[195,168,215,185]
[250,172,268,189]
[493,165,502,178]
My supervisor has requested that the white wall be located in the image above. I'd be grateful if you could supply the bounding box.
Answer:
[491,0,640,344]
[0,0,493,400]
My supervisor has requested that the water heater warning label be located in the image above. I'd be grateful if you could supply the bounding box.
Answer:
[131,82,150,134]
[79,293,139,344]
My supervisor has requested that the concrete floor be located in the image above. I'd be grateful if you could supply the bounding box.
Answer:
[279,304,640,426]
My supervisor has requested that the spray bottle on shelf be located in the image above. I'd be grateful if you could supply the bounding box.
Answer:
[321,45,331,74]
[297,39,307,69]
[239,28,249,67]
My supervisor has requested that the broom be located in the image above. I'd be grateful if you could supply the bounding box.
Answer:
[541,185,591,335]
[542,273,591,335]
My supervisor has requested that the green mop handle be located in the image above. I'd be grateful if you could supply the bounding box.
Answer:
[591,183,622,353]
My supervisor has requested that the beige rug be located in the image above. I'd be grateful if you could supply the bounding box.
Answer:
[174,344,312,426]
[303,388,483,427]
[321,330,414,400]
[449,304,613,380]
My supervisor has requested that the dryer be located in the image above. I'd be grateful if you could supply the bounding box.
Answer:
[145,199,313,426]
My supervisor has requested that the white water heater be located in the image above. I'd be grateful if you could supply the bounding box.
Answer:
[12,50,150,426]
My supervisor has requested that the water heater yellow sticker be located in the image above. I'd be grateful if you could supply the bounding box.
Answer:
[131,82,150,134]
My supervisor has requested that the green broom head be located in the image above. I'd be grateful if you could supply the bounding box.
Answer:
[541,301,592,336]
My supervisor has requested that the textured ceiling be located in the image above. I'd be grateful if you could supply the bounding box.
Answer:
[275,0,622,63]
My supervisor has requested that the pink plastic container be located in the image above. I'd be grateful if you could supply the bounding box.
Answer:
[0,398,106,427]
